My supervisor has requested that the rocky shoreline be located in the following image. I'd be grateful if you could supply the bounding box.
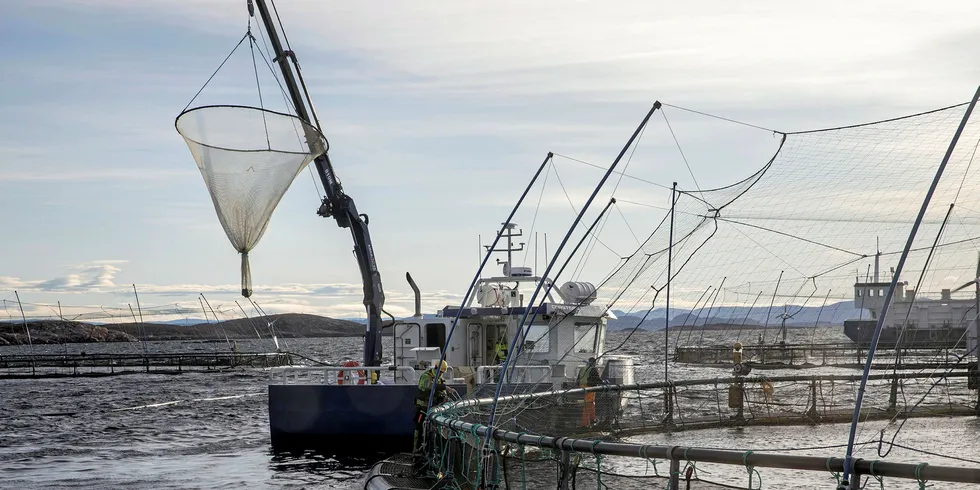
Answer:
[0,322,136,345]
[0,313,372,346]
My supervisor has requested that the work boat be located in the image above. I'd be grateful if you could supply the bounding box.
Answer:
[169,0,629,454]
[268,224,632,452]
[843,263,971,349]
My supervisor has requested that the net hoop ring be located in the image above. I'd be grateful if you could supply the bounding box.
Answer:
[174,104,329,155]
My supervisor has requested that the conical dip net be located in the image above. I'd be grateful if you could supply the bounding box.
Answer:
[175,105,327,297]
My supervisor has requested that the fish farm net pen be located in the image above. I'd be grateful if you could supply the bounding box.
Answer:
[421,379,980,489]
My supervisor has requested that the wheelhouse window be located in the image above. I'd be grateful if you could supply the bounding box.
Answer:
[524,324,550,353]
[425,323,446,349]
[488,323,508,338]
[574,322,599,353]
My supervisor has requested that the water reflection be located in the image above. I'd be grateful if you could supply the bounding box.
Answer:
[268,447,393,488]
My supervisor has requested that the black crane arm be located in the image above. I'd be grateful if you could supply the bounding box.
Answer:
[252,0,385,366]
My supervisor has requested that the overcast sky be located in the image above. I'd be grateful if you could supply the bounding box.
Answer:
[2,0,980,323]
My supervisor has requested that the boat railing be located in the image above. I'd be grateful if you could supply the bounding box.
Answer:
[269,365,418,385]
[475,364,552,384]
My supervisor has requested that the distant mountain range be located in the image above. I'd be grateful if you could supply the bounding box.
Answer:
[0,313,379,346]
[337,301,865,332]
[607,300,864,331]
[0,299,866,345]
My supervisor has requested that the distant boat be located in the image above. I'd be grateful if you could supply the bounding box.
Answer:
[843,262,971,349]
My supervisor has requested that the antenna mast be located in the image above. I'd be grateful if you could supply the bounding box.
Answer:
[484,223,526,277]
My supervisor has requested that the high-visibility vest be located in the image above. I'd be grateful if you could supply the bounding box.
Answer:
[495,341,508,361]
[415,369,445,408]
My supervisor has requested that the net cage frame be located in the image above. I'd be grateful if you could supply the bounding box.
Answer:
[423,377,980,489]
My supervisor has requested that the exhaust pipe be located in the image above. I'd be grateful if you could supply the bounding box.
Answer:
[406,272,422,318]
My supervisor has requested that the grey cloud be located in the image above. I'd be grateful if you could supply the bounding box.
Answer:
[36,276,83,291]
[3,263,123,293]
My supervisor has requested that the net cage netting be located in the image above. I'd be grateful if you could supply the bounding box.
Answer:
[422,97,980,488]
[175,105,327,297]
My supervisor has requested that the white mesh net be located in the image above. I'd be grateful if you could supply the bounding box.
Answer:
[425,97,980,488]
[175,105,327,297]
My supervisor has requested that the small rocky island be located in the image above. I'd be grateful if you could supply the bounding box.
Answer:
[0,313,371,345]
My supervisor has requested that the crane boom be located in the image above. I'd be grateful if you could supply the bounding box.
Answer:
[251,0,386,367]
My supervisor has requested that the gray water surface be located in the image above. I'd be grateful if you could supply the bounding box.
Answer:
[2,329,978,489]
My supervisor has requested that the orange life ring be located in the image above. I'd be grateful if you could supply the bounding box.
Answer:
[338,360,367,385]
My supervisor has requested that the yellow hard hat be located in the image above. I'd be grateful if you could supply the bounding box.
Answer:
[438,360,450,373]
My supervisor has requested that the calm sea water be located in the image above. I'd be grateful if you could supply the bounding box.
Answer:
[2,328,979,489]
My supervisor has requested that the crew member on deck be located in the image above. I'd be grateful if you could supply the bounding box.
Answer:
[413,360,456,474]
[494,337,509,363]
[578,357,603,427]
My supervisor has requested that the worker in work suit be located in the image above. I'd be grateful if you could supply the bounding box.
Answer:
[493,337,509,383]
[578,357,603,427]
[494,337,508,363]
[413,360,456,474]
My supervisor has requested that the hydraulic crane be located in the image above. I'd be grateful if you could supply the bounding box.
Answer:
[249,0,386,367]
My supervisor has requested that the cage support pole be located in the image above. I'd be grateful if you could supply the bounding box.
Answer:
[839,85,980,488]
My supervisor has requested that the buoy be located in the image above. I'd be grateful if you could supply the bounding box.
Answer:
[728,384,743,408]
[733,362,752,376]
[338,360,367,385]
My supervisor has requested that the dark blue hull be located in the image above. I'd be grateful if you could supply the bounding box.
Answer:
[267,381,614,453]
[268,384,467,452]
